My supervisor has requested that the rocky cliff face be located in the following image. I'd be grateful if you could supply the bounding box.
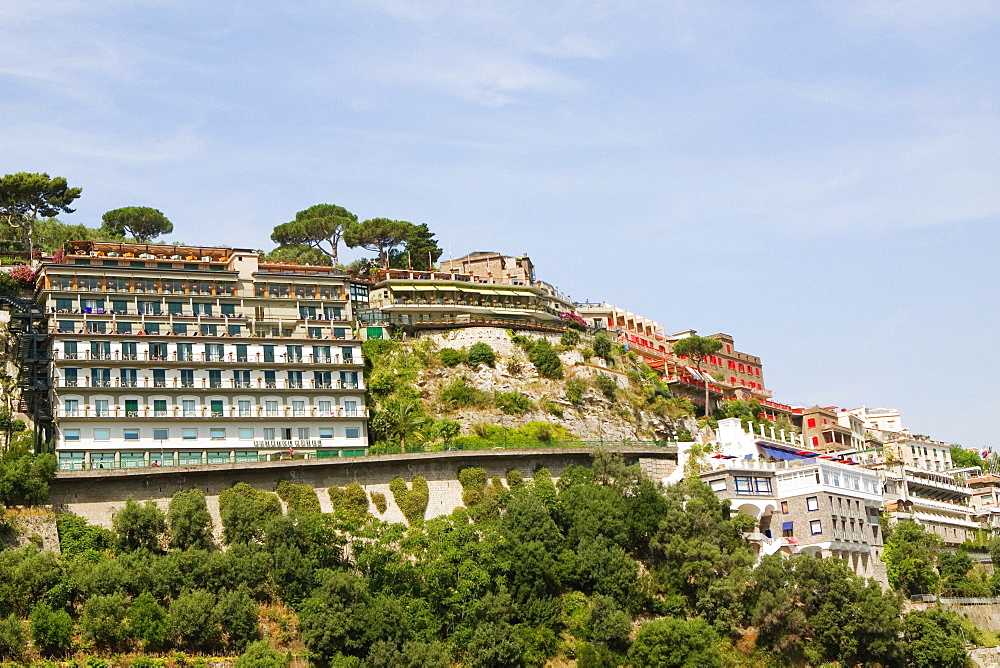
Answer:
[399,327,693,443]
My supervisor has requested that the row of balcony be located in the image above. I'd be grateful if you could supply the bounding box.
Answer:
[52,328,356,340]
[54,352,360,364]
[57,406,365,419]
[57,379,363,390]
[52,310,352,324]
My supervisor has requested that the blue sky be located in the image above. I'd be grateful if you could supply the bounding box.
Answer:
[3,1,999,446]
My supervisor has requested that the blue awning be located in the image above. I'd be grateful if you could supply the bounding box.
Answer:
[759,445,806,460]
[782,521,793,530]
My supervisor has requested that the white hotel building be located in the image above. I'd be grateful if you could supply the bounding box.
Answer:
[38,241,368,470]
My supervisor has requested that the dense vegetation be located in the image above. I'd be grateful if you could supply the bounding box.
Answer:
[0,454,982,666]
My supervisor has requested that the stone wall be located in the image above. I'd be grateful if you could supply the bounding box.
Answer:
[2,509,60,553]
[50,447,678,534]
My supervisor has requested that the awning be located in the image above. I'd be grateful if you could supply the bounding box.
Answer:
[782,521,793,530]
[760,445,813,461]
[389,285,417,291]
[494,289,537,297]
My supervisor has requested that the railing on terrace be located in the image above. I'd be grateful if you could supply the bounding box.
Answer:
[395,316,566,332]
[433,440,678,451]
[57,406,365,419]
[53,351,360,364]
[56,378,364,391]
[740,420,805,447]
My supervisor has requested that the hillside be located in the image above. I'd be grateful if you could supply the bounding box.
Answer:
[363,326,697,452]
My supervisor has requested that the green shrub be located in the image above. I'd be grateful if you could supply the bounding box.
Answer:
[593,331,613,363]
[439,348,465,367]
[235,640,290,667]
[544,401,564,418]
[215,586,260,652]
[168,590,221,652]
[506,469,524,489]
[329,484,369,516]
[0,614,26,662]
[495,391,533,415]
[580,347,594,361]
[370,491,388,514]
[511,334,531,348]
[81,593,129,650]
[595,374,617,400]
[528,339,563,379]
[276,480,321,514]
[440,376,492,409]
[126,592,168,652]
[459,467,488,507]
[560,329,580,347]
[566,378,586,406]
[389,477,429,524]
[112,496,166,552]
[467,342,496,367]
[30,603,72,657]
[430,418,461,444]
[219,482,282,545]
[56,512,114,557]
[167,488,213,551]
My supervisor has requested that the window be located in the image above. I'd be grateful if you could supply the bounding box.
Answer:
[64,429,81,441]
[153,429,169,441]
[238,400,251,417]
[265,400,278,417]
[754,477,772,493]
[319,428,334,439]
[344,400,358,415]
[64,399,79,416]
[210,428,226,440]
[182,399,195,417]
[810,520,823,535]
[288,371,303,388]
[154,399,167,417]
[193,302,213,316]
[124,429,140,441]
[200,323,217,336]
[239,428,254,440]
[733,476,752,494]
[182,428,198,440]
[209,370,222,388]
[95,399,109,417]
[117,321,133,334]
[93,428,110,441]
[298,427,310,439]
[292,401,305,417]
[806,496,819,511]
[211,400,224,417]
[173,322,188,335]
[709,479,726,492]
[153,369,166,387]
[318,400,332,414]
[345,428,361,439]
[807,418,816,428]
[263,428,275,440]
[781,501,789,514]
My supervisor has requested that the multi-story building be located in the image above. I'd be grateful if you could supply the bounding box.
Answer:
[847,406,904,441]
[692,417,887,583]
[366,267,573,332]
[438,251,535,286]
[38,241,368,470]
[798,406,864,453]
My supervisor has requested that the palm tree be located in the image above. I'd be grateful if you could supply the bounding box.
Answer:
[672,335,723,418]
[385,399,429,451]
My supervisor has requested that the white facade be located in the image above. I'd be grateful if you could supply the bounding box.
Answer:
[39,242,369,470]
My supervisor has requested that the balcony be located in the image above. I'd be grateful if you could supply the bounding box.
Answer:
[58,377,364,391]
[55,405,366,419]
[52,350,362,365]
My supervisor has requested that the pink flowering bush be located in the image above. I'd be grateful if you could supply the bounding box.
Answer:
[9,265,36,285]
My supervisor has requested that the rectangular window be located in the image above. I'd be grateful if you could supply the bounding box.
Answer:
[807,418,816,428]
[182,428,198,440]
[263,428,276,440]
[64,429,81,441]
[221,303,235,315]
[265,400,278,417]
[205,344,224,361]
[154,399,167,417]
[263,345,275,362]
[124,399,139,417]
[264,370,276,388]
[124,429,140,441]
[318,400,332,414]
[153,428,169,441]
[90,321,106,333]
[810,520,823,535]
[58,320,76,332]
[64,399,79,416]
[209,370,222,388]
[319,428,334,439]
[182,400,195,417]
[308,327,323,339]
[754,477,772,494]
[117,321,133,334]
[733,476,752,494]
[193,302,213,316]
[180,369,194,388]
[211,400,224,417]
[345,428,361,439]
[235,344,248,362]
[298,427,310,439]
[781,501,789,514]
[228,324,242,336]
[341,346,354,362]
[709,479,726,492]
[288,371,303,388]
[210,428,226,440]
[239,428,254,440]
[238,400,251,417]
[806,496,819,511]
[292,400,305,417]
[200,323,217,336]
[93,428,110,441]
[173,322,188,335]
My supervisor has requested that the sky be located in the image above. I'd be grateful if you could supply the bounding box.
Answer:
[2,1,999,447]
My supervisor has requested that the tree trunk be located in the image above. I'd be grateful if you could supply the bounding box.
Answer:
[699,360,710,418]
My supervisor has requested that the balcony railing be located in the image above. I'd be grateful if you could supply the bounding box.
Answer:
[55,406,366,419]
[60,378,363,390]
[52,350,361,364]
